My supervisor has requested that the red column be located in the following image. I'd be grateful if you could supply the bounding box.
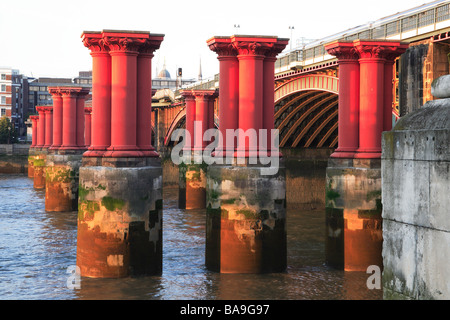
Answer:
[207,92,217,130]
[82,32,111,157]
[76,90,89,149]
[103,32,149,157]
[192,90,217,151]
[84,107,92,147]
[181,91,196,150]
[60,90,78,150]
[30,115,39,147]
[43,106,53,149]
[36,107,46,149]
[136,35,164,157]
[232,36,278,157]
[325,41,360,158]
[207,37,239,157]
[353,40,407,158]
[263,39,288,155]
[48,88,63,150]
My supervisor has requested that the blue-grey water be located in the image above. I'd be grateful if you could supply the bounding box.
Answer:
[0,174,381,300]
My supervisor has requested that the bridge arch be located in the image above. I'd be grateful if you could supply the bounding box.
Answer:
[164,107,186,147]
[274,74,339,149]
[275,74,339,104]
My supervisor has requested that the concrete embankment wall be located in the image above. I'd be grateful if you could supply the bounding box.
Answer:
[382,97,450,300]
[0,144,30,174]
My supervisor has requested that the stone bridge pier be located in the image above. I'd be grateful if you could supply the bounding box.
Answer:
[324,40,408,271]
[31,106,50,190]
[206,35,289,273]
[44,86,90,212]
[77,30,164,278]
[28,115,39,179]
[178,89,217,210]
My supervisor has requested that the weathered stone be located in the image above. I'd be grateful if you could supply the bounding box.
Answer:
[205,160,287,273]
[325,158,382,271]
[178,161,208,210]
[431,74,450,99]
[33,150,48,189]
[76,157,163,278]
[381,96,450,299]
[45,153,83,212]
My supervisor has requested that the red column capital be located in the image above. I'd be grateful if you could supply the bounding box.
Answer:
[325,40,359,61]
[353,40,408,61]
[207,36,237,58]
[231,35,278,57]
[82,31,107,53]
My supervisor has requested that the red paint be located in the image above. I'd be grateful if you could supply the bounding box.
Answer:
[76,92,88,149]
[35,107,46,149]
[43,107,53,149]
[193,90,217,151]
[82,31,164,158]
[84,107,92,147]
[208,36,288,157]
[181,91,196,150]
[325,41,360,158]
[207,37,239,157]
[30,116,39,148]
[48,88,63,150]
[326,40,408,159]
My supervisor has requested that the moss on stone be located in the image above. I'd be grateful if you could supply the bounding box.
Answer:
[33,159,45,167]
[101,196,125,211]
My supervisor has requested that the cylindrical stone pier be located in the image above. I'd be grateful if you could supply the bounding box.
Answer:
[77,29,164,278]
[206,35,288,273]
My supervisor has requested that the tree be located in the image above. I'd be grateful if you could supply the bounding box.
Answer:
[0,116,18,144]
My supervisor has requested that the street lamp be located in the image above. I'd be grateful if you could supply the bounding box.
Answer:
[289,26,295,50]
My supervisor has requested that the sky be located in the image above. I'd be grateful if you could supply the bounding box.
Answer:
[0,0,436,80]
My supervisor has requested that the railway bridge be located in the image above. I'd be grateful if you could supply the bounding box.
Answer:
[25,0,450,299]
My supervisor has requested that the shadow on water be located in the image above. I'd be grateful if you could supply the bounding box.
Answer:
[0,175,381,300]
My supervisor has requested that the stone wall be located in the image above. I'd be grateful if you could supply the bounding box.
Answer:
[0,144,30,156]
[382,86,450,299]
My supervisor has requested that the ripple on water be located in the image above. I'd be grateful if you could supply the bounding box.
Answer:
[0,178,382,300]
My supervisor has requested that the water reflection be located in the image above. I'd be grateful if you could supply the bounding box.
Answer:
[0,174,381,300]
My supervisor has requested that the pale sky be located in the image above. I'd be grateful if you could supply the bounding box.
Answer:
[0,0,436,80]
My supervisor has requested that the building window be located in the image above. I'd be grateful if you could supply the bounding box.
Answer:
[1,84,5,92]
[1,96,6,104]
[1,74,6,80]
[1,108,5,116]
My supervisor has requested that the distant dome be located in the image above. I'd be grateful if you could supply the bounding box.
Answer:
[158,68,171,79]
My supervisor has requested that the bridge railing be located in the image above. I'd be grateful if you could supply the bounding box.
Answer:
[275,1,450,75]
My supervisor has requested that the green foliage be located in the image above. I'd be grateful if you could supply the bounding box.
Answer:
[0,116,18,144]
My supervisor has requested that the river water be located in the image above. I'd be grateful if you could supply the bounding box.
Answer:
[0,174,382,300]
